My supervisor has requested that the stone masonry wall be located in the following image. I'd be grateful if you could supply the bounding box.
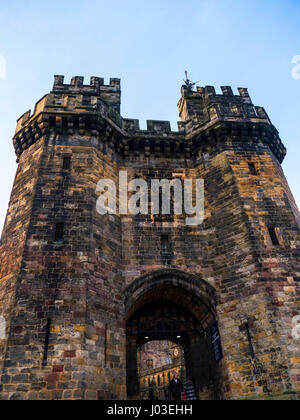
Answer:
[0,132,125,400]
[227,146,300,394]
[0,76,299,400]
[0,139,44,376]
[120,139,300,399]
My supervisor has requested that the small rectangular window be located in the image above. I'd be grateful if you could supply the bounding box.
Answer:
[54,222,65,243]
[161,235,170,255]
[63,156,71,170]
[268,227,280,246]
[73,116,79,130]
[249,163,258,176]
[62,117,68,129]
[161,235,173,265]
[49,116,56,128]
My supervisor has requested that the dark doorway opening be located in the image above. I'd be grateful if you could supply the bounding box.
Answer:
[126,296,221,400]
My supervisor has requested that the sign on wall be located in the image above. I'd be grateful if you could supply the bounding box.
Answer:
[210,321,224,362]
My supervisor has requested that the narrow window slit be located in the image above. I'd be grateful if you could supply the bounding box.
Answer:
[161,235,170,255]
[73,116,79,130]
[85,117,91,129]
[62,117,68,129]
[161,235,173,265]
[63,156,71,170]
[268,227,280,246]
[49,116,56,128]
[104,324,108,367]
[249,163,258,176]
[43,319,51,365]
[54,222,65,243]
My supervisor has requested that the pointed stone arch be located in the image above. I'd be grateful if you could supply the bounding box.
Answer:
[124,268,217,327]
[124,269,221,400]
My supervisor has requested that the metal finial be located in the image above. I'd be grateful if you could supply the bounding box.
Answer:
[183,71,199,91]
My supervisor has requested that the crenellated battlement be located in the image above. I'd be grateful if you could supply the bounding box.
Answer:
[53,75,121,91]
[52,75,121,114]
[184,85,253,103]
[15,75,124,136]
[12,76,286,163]
[178,84,271,130]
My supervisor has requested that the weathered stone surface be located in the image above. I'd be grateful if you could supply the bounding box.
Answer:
[0,76,299,400]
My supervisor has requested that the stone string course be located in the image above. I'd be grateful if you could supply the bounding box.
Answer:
[0,75,299,400]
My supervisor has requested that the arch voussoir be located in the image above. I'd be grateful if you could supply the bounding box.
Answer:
[124,269,217,326]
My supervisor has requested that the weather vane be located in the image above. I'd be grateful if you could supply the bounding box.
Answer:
[183,71,199,91]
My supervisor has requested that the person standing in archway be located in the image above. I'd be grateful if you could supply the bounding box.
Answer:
[148,379,157,401]
[169,372,184,400]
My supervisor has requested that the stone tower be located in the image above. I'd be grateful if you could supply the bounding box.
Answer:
[0,75,299,400]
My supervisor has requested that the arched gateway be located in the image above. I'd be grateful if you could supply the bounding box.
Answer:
[124,270,223,400]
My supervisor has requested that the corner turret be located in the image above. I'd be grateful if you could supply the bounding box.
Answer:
[178,84,286,163]
[52,75,121,113]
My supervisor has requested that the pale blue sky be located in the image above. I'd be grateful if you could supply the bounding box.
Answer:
[0,0,299,232]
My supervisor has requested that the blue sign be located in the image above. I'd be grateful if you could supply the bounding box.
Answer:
[210,321,224,362]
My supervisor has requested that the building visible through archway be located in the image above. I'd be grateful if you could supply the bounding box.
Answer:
[138,341,186,400]
[124,271,223,400]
